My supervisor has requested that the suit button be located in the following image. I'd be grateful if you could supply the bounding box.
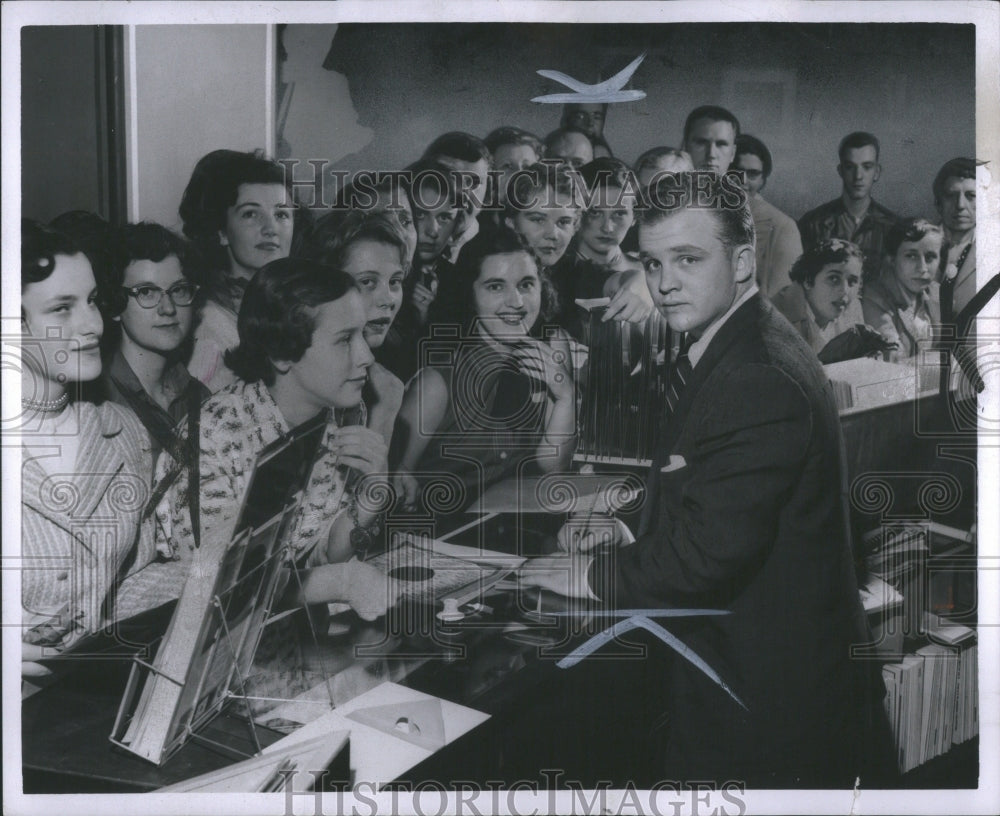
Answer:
[499,452,508,460]
[56,571,68,581]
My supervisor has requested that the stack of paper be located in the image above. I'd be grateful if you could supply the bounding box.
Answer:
[882,628,978,773]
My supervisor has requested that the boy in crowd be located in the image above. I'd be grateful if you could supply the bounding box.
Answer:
[561,102,613,158]
[546,158,653,338]
[798,131,900,282]
[422,132,491,260]
[406,158,465,331]
[544,128,594,169]
[681,105,739,174]
[484,126,544,207]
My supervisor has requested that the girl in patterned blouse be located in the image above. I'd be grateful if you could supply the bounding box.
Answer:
[150,257,399,615]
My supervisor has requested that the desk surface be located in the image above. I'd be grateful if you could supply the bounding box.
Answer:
[22,659,284,792]
[20,392,979,792]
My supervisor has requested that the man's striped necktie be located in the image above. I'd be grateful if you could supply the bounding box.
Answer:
[666,336,693,418]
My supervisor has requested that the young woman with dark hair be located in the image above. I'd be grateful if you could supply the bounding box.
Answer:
[100,222,209,463]
[771,239,895,363]
[863,218,944,361]
[153,256,394,589]
[178,149,300,393]
[392,227,576,515]
[19,219,157,677]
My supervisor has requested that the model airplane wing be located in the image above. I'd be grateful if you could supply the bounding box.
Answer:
[536,69,593,93]
[533,54,647,104]
[591,52,646,92]
[531,90,646,104]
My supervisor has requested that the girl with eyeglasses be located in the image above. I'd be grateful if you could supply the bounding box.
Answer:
[101,222,209,465]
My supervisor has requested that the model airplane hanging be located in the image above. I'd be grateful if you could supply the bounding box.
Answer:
[532,52,647,104]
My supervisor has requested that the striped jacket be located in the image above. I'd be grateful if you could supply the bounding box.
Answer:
[21,401,154,648]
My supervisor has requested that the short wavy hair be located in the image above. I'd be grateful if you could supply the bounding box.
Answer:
[682,105,740,144]
[579,157,635,196]
[789,239,864,286]
[634,146,691,176]
[932,157,976,205]
[884,218,943,258]
[423,131,491,165]
[108,222,202,291]
[484,126,543,159]
[453,226,557,334]
[178,149,293,274]
[639,172,754,253]
[299,210,409,273]
[838,131,880,163]
[224,257,356,385]
[504,161,585,221]
[734,134,773,179]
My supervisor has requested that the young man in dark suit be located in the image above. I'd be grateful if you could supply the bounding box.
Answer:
[523,172,886,787]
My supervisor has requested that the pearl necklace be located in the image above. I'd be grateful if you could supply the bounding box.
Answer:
[21,393,69,413]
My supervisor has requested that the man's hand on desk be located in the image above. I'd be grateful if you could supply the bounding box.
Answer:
[556,514,633,553]
[519,553,594,599]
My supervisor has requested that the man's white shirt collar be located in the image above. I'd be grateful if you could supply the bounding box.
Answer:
[687,285,759,369]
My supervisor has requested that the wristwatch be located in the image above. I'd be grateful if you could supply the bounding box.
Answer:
[348,496,384,560]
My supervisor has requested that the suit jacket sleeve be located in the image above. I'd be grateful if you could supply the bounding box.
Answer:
[591,363,814,606]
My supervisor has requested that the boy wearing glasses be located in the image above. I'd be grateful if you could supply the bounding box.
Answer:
[102,222,208,464]
[733,134,803,298]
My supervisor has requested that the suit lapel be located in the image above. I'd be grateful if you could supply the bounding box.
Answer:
[661,296,760,450]
[71,404,126,520]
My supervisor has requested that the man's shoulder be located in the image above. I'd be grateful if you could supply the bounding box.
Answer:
[708,296,825,392]
[798,198,842,226]
[867,199,902,225]
[753,195,798,228]
[739,298,831,404]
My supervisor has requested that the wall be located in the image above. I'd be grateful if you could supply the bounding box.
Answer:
[21,26,103,223]
[129,25,272,229]
[291,22,975,222]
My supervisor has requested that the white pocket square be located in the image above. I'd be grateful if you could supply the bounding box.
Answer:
[660,455,687,473]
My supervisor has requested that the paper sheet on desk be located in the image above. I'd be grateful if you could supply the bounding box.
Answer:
[261,681,489,789]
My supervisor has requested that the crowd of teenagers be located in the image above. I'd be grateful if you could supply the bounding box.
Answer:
[20,103,979,726]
